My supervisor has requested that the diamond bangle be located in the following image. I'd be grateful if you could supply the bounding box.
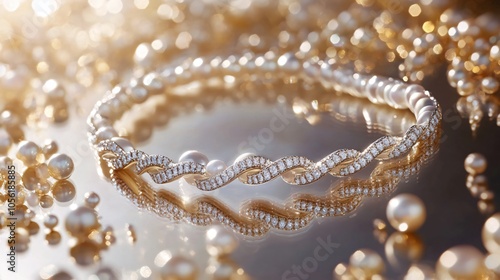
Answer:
[88,53,442,191]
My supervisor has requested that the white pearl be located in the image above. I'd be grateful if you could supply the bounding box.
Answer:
[84,192,100,209]
[349,249,384,278]
[404,85,425,108]
[404,264,435,280]
[234,153,254,164]
[159,255,198,280]
[366,76,380,103]
[206,160,227,176]
[95,127,118,142]
[47,153,74,180]
[65,206,100,238]
[26,192,40,207]
[388,84,408,109]
[464,153,487,175]
[457,80,475,96]
[127,84,148,104]
[414,98,435,117]
[179,150,208,166]
[482,213,500,254]
[485,253,500,276]
[375,79,391,104]
[110,137,134,152]
[408,91,427,112]
[417,110,433,126]
[436,245,487,279]
[386,194,426,232]
[205,225,239,257]
[16,141,42,166]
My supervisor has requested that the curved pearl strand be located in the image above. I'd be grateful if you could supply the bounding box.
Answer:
[87,52,441,191]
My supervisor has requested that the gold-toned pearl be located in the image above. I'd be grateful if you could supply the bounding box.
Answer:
[333,262,354,280]
[65,206,100,239]
[41,139,58,159]
[45,230,62,245]
[385,232,424,269]
[436,245,487,279]
[11,228,30,252]
[158,255,199,280]
[483,213,500,254]
[27,221,40,235]
[39,195,54,209]
[70,240,101,266]
[47,153,74,180]
[44,214,59,229]
[386,194,426,232]
[52,179,76,204]
[349,249,384,279]
[456,80,475,96]
[464,153,487,175]
[205,225,239,257]
[84,192,100,208]
[16,140,42,166]
[481,77,499,94]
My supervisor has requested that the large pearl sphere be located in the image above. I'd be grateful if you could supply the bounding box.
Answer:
[159,255,198,280]
[349,249,384,278]
[482,213,500,253]
[464,153,487,175]
[386,194,426,232]
[47,153,74,180]
[179,150,209,166]
[436,245,487,279]
[206,160,227,176]
[205,225,239,257]
[16,141,42,166]
[65,206,100,239]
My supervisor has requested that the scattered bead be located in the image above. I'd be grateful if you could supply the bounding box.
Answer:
[47,153,74,180]
[84,192,100,208]
[386,194,426,232]
[464,153,487,175]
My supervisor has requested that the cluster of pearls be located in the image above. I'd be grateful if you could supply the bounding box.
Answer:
[464,153,495,215]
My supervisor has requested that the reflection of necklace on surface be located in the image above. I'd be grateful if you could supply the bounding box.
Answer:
[108,124,439,237]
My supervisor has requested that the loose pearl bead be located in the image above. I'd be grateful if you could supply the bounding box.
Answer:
[482,213,500,254]
[386,194,426,232]
[206,160,227,176]
[205,225,239,257]
[52,180,76,203]
[65,206,100,238]
[26,192,40,207]
[179,150,208,166]
[84,192,100,209]
[485,253,500,276]
[159,255,198,280]
[47,153,74,180]
[436,245,487,279]
[39,195,54,209]
[457,80,475,96]
[481,77,499,94]
[464,153,487,175]
[16,140,42,166]
[44,214,59,229]
[70,240,101,266]
[349,249,384,279]
[404,264,435,280]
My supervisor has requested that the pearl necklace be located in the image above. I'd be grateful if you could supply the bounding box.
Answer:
[87,52,441,191]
